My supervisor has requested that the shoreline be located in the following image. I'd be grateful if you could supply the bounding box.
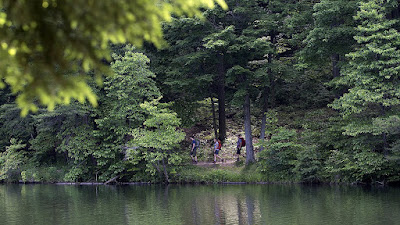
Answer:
[0,180,388,186]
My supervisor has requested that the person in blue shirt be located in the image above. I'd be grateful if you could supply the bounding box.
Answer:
[190,136,198,163]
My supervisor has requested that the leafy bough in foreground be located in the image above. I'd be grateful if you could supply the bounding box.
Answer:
[0,0,227,116]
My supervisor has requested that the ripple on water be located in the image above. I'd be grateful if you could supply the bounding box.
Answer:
[0,184,399,225]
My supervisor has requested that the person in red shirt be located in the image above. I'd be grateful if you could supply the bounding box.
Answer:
[213,138,224,163]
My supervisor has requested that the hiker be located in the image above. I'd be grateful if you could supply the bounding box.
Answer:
[190,136,198,163]
[213,138,223,163]
[236,134,245,161]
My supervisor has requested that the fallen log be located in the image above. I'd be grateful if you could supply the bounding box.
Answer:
[104,175,120,185]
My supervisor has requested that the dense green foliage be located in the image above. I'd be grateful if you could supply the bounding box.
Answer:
[0,0,227,116]
[1,0,400,184]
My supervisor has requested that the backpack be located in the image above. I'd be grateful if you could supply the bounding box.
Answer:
[217,140,222,150]
[195,139,200,147]
[240,137,246,147]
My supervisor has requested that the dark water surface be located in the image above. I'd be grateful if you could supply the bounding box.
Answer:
[0,184,399,225]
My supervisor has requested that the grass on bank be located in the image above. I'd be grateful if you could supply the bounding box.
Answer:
[174,163,267,183]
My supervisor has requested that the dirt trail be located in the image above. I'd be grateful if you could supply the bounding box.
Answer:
[184,117,253,168]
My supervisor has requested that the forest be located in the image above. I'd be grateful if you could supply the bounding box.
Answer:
[0,0,400,185]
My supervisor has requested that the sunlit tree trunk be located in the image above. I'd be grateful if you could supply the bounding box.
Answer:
[244,94,255,164]
[210,95,218,139]
[217,53,226,141]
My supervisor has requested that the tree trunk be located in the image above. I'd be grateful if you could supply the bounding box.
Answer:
[210,96,218,139]
[331,53,340,79]
[217,53,226,141]
[259,50,273,152]
[382,133,388,156]
[331,53,342,98]
[161,157,170,183]
[389,4,400,19]
[151,161,162,177]
[381,105,389,156]
[269,75,276,109]
[244,94,255,164]
[259,84,270,152]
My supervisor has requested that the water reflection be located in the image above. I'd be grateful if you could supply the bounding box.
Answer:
[0,184,399,225]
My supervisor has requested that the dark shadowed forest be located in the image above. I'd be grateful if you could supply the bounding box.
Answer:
[1,0,400,185]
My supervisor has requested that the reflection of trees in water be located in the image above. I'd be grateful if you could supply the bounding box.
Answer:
[208,186,261,225]
[214,197,224,224]
[246,195,255,225]
[0,185,261,224]
[236,198,245,225]
[174,185,261,225]
[3,185,399,225]
[123,185,263,224]
[190,197,201,225]
[236,195,258,225]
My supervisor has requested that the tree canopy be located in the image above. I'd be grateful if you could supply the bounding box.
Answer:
[1,0,400,185]
[0,0,227,116]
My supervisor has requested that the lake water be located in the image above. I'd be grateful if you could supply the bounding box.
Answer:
[0,184,399,225]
